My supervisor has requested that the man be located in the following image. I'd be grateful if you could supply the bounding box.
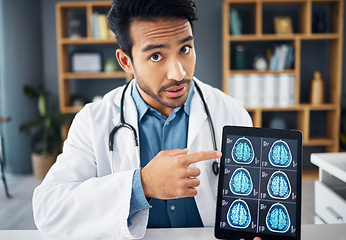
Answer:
[33,0,258,239]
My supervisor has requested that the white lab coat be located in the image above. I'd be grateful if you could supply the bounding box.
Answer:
[33,78,252,240]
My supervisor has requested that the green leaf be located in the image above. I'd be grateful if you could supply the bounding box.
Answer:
[38,95,48,117]
[23,85,41,98]
[19,121,42,135]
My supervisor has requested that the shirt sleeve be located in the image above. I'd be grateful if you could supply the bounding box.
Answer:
[128,168,152,226]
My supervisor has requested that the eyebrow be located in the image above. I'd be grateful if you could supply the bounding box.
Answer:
[142,44,168,53]
[141,35,194,53]
[179,35,194,44]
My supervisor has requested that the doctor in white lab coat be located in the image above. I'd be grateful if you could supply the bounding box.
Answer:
[33,78,252,239]
[33,0,257,239]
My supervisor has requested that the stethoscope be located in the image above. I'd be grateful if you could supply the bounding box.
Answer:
[109,80,220,175]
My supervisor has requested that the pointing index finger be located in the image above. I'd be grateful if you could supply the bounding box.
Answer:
[184,151,222,166]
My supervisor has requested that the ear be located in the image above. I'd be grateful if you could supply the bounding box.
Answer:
[115,48,134,74]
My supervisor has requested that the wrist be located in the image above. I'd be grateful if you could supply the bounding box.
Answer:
[140,168,154,198]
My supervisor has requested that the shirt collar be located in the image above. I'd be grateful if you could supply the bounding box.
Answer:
[184,80,194,115]
[131,79,195,120]
[131,80,149,120]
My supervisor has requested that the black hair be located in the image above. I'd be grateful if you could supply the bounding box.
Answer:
[107,0,198,61]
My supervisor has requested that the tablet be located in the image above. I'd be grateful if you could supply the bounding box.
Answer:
[215,126,302,240]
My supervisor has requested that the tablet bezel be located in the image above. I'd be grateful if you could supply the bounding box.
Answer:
[214,126,302,240]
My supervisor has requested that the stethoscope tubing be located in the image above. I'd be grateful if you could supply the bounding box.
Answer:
[194,82,220,175]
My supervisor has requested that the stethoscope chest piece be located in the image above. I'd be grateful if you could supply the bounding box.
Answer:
[212,161,219,175]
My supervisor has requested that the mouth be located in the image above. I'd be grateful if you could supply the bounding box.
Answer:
[164,85,186,98]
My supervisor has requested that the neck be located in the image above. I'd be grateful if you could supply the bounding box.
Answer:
[136,85,174,118]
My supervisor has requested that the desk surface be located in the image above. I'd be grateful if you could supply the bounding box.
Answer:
[0,224,345,240]
[311,152,346,182]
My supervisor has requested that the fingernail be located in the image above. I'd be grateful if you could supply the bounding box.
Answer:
[216,151,222,157]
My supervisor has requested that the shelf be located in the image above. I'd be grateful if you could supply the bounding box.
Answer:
[305,103,338,111]
[229,70,296,75]
[226,0,341,3]
[246,104,337,112]
[63,72,129,79]
[261,0,308,3]
[57,1,133,128]
[227,33,339,41]
[223,0,343,152]
[228,34,296,41]
[226,0,307,3]
[312,0,341,3]
[300,34,340,40]
[89,1,112,7]
[61,106,84,114]
[304,137,337,146]
[60,38,117,45]
[225,0,257,3]
[57,1,111,8]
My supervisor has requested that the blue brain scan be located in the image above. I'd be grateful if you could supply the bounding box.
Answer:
[268,140,292,167]
[267,171,291,199]
[232,137,254,164]
[266,203,291,233]
[230,168,253,196]
[227,199,251,229]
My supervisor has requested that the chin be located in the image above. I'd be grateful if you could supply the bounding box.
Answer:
[165,96,188,108]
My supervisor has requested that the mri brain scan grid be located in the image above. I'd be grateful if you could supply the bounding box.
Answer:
[220,136,298,237]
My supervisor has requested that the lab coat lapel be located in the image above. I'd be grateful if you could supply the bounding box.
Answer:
[187,88,208,149]
[111,81,139,170]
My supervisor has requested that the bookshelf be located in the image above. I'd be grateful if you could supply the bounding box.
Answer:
[222,0,343,152]
[56,1,132,139]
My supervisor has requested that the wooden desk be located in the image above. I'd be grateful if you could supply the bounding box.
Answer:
[0,224,345,240]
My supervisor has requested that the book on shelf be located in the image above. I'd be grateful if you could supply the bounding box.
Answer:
[98,14,108,39]
[91,12,99,39]
[229,74,246,106]
[229,9,242,36]
[269,44,294,71]
[91,13,113,39]
[285,46,295,69]
[247,74,262,107]
[228,73,295,108]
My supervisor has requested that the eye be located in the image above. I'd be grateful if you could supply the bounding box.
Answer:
[180,46,191,54]
[149,53,163,62]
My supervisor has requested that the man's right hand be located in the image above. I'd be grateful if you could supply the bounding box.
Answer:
[140,148,221,199]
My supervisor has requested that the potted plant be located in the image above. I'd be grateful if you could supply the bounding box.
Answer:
[19,85,67,179]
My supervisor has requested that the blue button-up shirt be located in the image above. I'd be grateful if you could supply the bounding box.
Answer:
[128,80,203,228]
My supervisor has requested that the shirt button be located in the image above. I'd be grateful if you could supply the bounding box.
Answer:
[166,122,170,126]
[170,205,175,211]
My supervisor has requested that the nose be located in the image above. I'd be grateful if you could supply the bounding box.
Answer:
[167,59,186,81]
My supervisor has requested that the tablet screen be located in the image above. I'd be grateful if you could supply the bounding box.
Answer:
[215,126,302,240]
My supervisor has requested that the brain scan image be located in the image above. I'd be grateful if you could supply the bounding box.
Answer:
[268,140,292,167]
[267,171,291,199]
[229,168,253,196]
[227,199,251,229]
[232,137,254,164]
[265,203,291,233]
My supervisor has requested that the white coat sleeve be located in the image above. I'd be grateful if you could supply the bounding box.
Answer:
[32,108,148,240]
